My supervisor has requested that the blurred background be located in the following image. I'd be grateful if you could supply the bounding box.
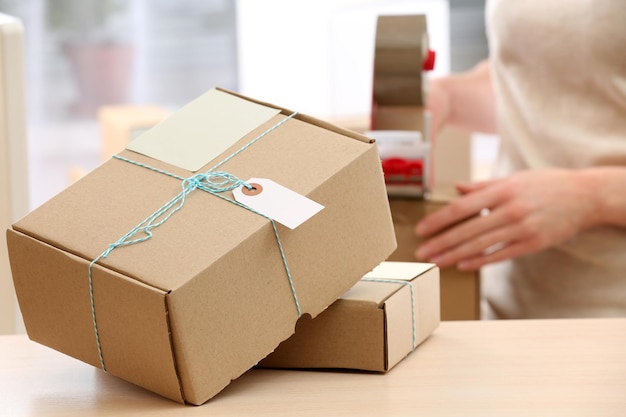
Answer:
[1,0,490,333]
[1,0,488,208]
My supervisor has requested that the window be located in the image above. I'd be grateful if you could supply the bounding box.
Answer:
[0,0,238,208]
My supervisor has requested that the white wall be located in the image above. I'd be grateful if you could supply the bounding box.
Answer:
[0,14,29,334]
[236,0,449,119]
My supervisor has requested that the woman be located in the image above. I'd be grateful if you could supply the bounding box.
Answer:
[416,1,626,318]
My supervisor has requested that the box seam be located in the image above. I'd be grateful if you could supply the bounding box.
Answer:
[382,303,390,371]
[164,291,187,403]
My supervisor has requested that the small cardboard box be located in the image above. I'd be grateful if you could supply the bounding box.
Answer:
[6,88,397,404]
[260,262,439,372]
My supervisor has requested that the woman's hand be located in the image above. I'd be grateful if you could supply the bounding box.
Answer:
[415,169,601,270]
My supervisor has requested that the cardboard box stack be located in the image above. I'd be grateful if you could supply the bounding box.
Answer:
[371,15,480,320]
[6,88,397,404]
[260,261,440,372]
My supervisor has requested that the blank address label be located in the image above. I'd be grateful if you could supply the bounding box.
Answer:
[232,178,324,229]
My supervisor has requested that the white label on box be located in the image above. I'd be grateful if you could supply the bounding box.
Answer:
[364,261,435,282]
[126,89,280,172]
[364,130,426,160]
[232,178,324,229]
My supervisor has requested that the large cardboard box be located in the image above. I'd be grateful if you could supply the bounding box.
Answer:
[260,262,439,372]
[6,88,397,404]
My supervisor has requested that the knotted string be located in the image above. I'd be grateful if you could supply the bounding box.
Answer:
[88,111,299,372]
[362,278,417,350]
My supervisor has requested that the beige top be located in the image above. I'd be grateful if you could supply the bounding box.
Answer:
[483,0,626,318]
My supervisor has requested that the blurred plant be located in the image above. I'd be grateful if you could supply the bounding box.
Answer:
[47,0,129,44]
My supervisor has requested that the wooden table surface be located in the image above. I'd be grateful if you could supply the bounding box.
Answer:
[2,318,625,416]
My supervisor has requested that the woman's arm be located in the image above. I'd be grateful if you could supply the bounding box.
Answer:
[582,167,626,228]
[428,59,497,138]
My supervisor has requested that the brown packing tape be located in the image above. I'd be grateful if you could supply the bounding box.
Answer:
[373,15,428,107]
[371,105,425,133]
[373,76,423,107]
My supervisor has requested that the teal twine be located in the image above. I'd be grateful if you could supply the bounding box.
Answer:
[88,111,300,372]
[362,278,417,350]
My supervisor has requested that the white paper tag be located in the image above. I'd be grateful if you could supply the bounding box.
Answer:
[232,178,324,229]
